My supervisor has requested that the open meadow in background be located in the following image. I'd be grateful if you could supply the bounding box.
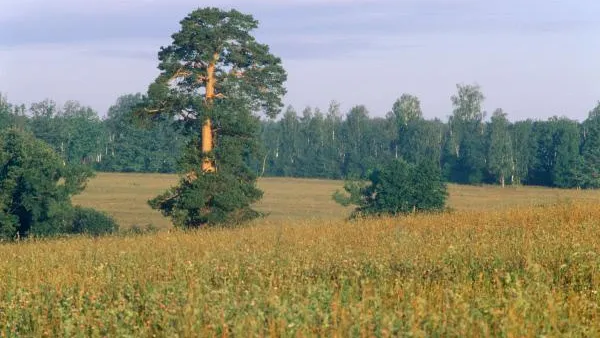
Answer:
[73,173,600,229]
[2,173,600,336]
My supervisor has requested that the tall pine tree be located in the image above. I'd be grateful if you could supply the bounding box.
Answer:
[141,8,287,227]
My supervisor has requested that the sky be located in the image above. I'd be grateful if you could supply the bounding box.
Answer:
[1,0,599,121]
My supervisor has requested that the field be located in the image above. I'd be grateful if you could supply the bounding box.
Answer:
[2,173,600,336]
[73,173,600,228]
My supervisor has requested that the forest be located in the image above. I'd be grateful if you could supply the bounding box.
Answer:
[1,85,600,189]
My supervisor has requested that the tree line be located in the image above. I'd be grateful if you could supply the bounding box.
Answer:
[0,93,187,173]
[257,85,600,189]
[2,85,600,189]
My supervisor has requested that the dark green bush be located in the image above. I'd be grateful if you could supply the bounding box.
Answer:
[333,159,448,218]
[0,129,94,240]
[71,206,119,237]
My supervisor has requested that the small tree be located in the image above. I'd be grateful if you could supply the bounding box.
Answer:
[333,159,448,218]
[0,129,111,240]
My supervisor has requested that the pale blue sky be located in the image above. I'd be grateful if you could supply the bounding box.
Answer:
[1,0,598,121]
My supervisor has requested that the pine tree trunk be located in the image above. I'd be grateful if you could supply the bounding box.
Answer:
[201,118,214,172]
[201,53,219,173]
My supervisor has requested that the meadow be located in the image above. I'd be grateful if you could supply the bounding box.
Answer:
[1,173,600,336]
[73,173,600,228]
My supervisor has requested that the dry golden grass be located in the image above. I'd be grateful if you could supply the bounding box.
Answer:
[72,173,178,229]
[2,202,600,336]
[3,173,600,336]
[73,173,600,229]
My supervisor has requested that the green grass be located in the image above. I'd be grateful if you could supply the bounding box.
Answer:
[2,173,600,336]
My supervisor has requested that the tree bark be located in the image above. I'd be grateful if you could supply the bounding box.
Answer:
[201,118,214,172]
[201,52,220,173]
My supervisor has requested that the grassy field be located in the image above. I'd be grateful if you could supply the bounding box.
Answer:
[72,173,600,229]
[2,173,600,336]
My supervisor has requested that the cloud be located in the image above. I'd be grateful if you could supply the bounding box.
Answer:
[0,0,394,22]
[0,0,598,121]
[0,40,159,115]
[3,0,597,49]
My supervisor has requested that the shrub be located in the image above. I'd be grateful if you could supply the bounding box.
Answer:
[124,223,159,236]
[71,206,119,237]
[0,129,94,240]
[0,129,116,240]
[333,159,448,218]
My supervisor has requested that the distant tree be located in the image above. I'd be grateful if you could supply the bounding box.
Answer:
[297,107,329,177]
[341,105,371,177]
[384,111,399,159]
[551,118,581,188]
[528,120,556,186]
[366,117,393,166]
[0,94,12,129]
[579,102,600,188]
[487,109,513,187]
[28,99,60,148]
[333,159,447,218]
[28,100,106,166]
[256,119,279,176]
[391,94,423,129]
[102,94,149,172]
[101,94,186,173]
[387,94,423,162]
[510,120,534,185]
[0,129,100,240]
[528,117,581,188]
[275,106,300,176]
[142,7,286,228]
[59,101,105,165]
[323,101,344,178]
[445,84,487,184]
[401,118,445,166]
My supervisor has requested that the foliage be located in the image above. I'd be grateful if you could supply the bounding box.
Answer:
[487,109,513,186]
[527,117,581,187]
[390,93,423,127]
[445,84,487,184]
[3,84,600,190]
[0,129,95,240]
[149,169,263,227]
[140,8,286,228]
[334,159,448,217]
[28,100,105,165]
[510,120,534,184]
[70,206,119,237]
[148,101,266,227]
[579,102,600,188]
[0,93,12,128]
[144,7,286,121]
[99,94,186,173]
